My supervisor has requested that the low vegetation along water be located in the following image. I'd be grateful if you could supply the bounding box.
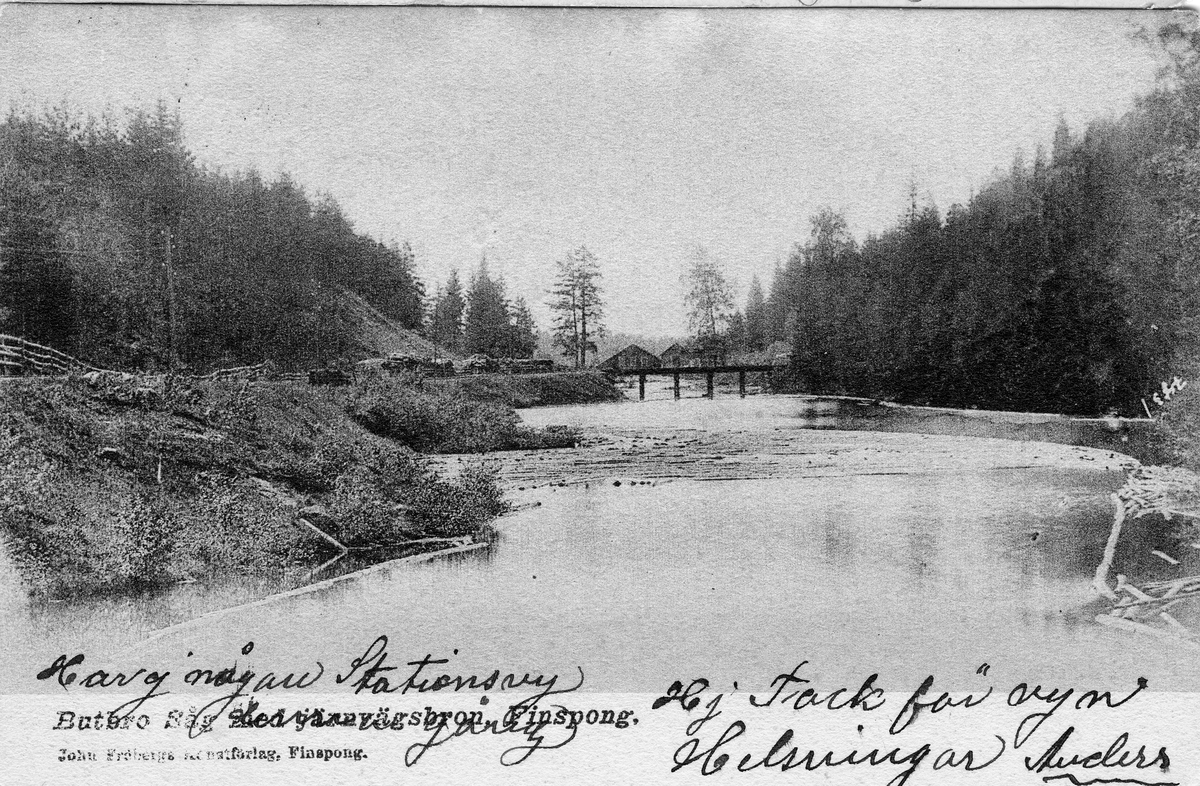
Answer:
[4,381,1197,694]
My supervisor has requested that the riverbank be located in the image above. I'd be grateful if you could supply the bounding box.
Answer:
[806,396,1165,459]
[425,370,625,408]
[13,387,1200,692]
[441,418,1137,493]
[0,372,581,597]
[435,392,1142,494]
[507,391,1200,651]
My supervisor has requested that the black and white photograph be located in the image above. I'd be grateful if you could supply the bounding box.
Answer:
[3,3,1200,784]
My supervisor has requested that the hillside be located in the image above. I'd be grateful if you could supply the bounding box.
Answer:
[0,372,583,597]
[342,290,461,362]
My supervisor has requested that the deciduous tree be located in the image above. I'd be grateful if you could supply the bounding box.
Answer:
[682,245,734,340]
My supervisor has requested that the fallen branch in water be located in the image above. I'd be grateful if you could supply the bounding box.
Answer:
[1095,612,1200,651]
[348,536,472,550]
[1110,587,1200,608]
[1092,465,1200,646]
[1161,611,1190,635]
[295,515,349,554]
[1093,493,1124,600]
[302,552,347,584]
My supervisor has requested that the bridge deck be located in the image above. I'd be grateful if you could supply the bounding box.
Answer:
[607,364,777,376]
[606,364,781,399]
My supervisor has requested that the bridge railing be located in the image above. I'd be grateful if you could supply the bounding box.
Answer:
[0,334,99,377]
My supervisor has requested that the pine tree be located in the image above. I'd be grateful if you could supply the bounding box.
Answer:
[429,270,465,353]
[726,309,747,354]
[464,258,511,357]
[0,178,74,349]
[548,256,579,365]
[548,245,605,368]
[504,297,539,359]
[744,275,768,351]
[0,103,432,371]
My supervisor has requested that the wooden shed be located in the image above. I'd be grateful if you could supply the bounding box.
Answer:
[660,337,726,368]
[597,344,662,372]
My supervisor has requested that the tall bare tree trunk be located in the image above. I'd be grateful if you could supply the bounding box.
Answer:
[165,226,178,369]
[580,289,588,368]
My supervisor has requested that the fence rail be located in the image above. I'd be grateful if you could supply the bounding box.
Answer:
[200,363,307,382]
[0,339,313,382]
[201,362,269,381]
[0,334,99,377]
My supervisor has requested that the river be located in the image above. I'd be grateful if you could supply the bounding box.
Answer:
[3,386,1198,693]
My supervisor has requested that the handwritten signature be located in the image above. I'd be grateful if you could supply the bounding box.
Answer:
[652,666,1172,786]
[36,635,589,765]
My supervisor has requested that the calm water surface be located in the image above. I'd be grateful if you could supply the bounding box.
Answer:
[4,391,1197,693]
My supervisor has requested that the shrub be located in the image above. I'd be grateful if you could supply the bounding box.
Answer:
[402,462,508,537]
[0,373,518,598]
[170,476,323,579]
[0,441,180,595]
[346,376,576,453]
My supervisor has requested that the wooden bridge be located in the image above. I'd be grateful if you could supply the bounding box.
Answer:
[607,364,778,399]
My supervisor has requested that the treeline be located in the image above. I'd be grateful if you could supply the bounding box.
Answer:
[427,261,538,359]
[0,103,424,370]
[752,26,1200,416]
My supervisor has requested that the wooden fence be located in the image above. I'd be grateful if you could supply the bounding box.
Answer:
[201,363,308,382]
[0,334,99,377]
[0,340,314,382]
[200,362,269,381]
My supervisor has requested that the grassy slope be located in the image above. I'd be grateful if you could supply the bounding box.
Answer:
[0,374,528,597]
[426,371,625,408]
[342,291,462,361]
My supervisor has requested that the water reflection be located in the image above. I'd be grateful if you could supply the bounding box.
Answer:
[371,470,1193,691]
[3,393,1197,693]
[2,540,495,668]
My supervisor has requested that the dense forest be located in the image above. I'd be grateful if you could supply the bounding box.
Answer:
[749,24,1200,416]
[0,103,425,371]
[8,24,1200,417]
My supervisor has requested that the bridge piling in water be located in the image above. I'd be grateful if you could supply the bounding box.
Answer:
[613,363,775,401]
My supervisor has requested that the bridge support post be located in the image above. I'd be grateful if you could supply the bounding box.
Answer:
[706,371,714,398]
[638,373,646,400]
[673,373,680,399]
[739,370,746,397]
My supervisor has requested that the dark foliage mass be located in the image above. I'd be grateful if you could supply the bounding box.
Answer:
[764,124,1180,415]
[742,26,1200,416]
[427,260,539,360]
[10,24,1200,417]
[0,103,424,371]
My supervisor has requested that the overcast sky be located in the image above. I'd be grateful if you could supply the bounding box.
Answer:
[0,6,1172,335]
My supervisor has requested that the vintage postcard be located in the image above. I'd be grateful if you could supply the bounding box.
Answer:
[3,3,1200,784]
